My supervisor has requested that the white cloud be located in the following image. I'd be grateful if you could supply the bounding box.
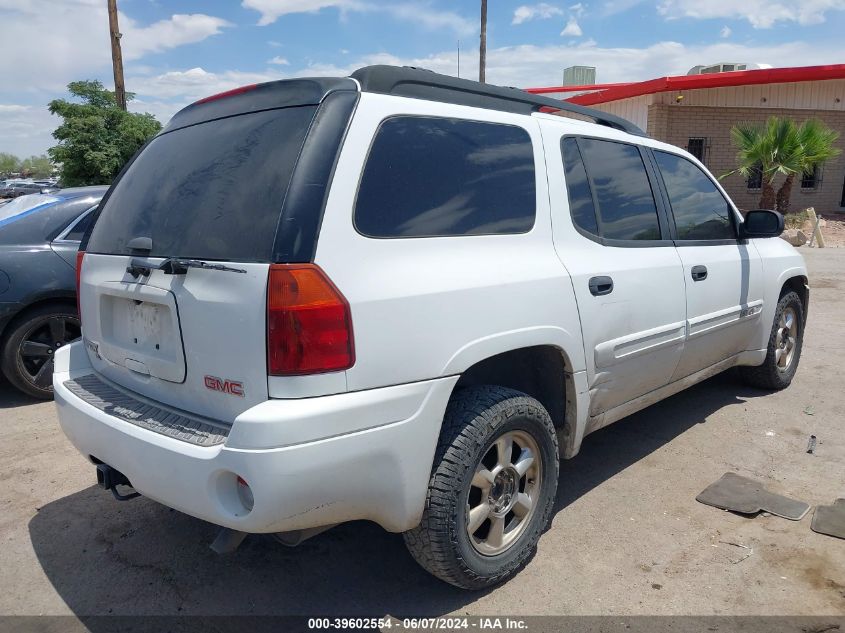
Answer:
[512,3,565,24]
[570,3,587,17]
[121,14,232,58]
[561,16,583,36]
[242,0,475,34]
[658,0,845,28]
[0,104,58,158]
[382,4,475,35]
[268,56,291,65]
[0,0,231,90]
[720,25,732,38]
[241,0,355,26]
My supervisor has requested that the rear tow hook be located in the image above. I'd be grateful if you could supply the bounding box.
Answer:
[96,464,141,501]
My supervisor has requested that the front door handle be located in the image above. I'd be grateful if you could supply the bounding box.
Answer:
[691,265,708,281]
[588,276,614,296]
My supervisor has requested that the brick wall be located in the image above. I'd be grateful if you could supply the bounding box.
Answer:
[647,104,845,214]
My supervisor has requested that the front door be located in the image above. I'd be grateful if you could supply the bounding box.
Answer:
[651,149,764,380]
[542,126,687,417]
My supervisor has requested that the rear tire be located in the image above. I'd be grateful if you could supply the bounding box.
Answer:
[403,385,559,589]
[738,290,804,390]
[1,303,80,400]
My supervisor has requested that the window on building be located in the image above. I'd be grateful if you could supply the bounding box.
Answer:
[747,164,763,190]
[576,138,662,241]
[355,116,536,238]
[560,138,599,235]
[686,137,708,164]
[801,165,821,189]
[655,151,735,240]
[840,175,845,208]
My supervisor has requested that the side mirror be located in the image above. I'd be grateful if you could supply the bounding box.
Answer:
[741,209,784,238]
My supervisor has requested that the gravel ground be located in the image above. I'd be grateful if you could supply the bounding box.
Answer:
[0,249,843,619]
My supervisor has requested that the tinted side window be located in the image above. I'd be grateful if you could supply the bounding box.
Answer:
[561,138,598,235]
[655,151,735,240]
[355,116,535,238]
[63,209,95,241]
[578,138,661,241]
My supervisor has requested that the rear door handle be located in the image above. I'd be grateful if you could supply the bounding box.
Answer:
[588,276,614,296]
[691,265,708,281]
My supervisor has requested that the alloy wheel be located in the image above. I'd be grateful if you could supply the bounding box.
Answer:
[466,430,542,556]
[17,315,80,390]
[775,307,797,371]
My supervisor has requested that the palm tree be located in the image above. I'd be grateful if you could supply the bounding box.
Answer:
[776,119,840,214]
[726,116,840,213]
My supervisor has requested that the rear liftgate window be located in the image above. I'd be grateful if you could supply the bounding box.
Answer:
[86,106,316,262]
[355,116,536,238]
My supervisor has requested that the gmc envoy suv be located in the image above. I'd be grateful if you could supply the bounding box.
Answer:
[54,66,807,589]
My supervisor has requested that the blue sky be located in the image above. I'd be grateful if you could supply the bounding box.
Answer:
[1,0,844,157]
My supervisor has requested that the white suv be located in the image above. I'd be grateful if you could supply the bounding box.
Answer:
[54,66,807,589]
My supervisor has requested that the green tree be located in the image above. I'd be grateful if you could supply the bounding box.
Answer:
[775,119,840,214]
[48,80,161,186]
[19,154,54,178]
[0,152,20,177]
[725,116,840,213]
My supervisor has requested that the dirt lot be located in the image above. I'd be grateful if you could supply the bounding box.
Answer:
[0,249,843,620]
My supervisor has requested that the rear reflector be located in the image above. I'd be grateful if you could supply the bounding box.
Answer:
[75,250,84,324]
[267,264,354,376]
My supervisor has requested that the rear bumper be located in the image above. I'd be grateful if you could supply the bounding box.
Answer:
[54,341,456,534]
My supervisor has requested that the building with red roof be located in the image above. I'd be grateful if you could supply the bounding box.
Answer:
[528,64,845,213]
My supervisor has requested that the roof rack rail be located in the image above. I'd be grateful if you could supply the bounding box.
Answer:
[350,65,646,137]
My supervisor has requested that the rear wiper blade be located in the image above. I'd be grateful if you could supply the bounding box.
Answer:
[159,258,247,275]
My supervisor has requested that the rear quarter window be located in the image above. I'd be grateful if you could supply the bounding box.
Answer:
[354,116,536,238]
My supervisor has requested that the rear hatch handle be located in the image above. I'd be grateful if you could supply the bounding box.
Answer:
[158,258,247,275]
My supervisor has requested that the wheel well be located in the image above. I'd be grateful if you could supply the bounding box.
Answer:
[0,297,77,342]
[781,275,808,323]
[453,345,571,431]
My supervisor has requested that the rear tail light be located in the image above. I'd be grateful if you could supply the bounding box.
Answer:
[75,250,84,324]
[267,264,354,376]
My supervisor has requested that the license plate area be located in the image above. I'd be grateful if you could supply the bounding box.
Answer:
[95,282,186,383]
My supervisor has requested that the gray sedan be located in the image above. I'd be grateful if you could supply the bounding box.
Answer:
[0,186,107,398]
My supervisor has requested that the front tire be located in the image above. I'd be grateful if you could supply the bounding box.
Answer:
[403,386,559,589]
[738,290,804,390]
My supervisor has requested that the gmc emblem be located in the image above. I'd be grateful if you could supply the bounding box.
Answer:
[204,375,245,397]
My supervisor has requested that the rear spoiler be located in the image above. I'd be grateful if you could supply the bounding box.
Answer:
[163,77,358,133]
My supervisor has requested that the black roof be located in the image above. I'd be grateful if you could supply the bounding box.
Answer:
[352,65,646,136]
[164,65,644,137]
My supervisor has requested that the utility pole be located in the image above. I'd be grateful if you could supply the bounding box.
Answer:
[457,40,461,78]
[479,0,487,83]
[107,0,127,110]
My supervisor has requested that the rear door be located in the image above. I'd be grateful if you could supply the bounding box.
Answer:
[541,124,687,418]
[650,149,764,380]
[80,105,316,421]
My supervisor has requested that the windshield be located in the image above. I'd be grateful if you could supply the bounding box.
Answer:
[0,194,61,223]
[87,105,316,262]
